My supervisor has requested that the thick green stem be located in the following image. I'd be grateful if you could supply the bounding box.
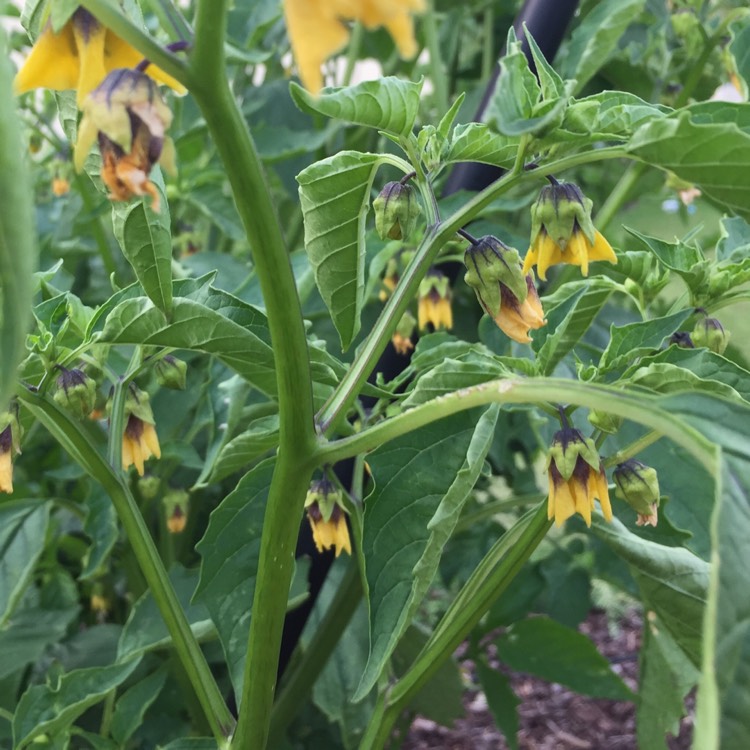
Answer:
[268,560,363,746]
[190,3,319,749]
[360,502,552,750]
[316,147,629,433]
[316,378,716,474]
[18,388,235,744]
[594,162,645,234]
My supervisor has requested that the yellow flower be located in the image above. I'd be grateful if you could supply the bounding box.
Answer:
[523,181,617,280]
[163,489,189,534]
[546,427,612,527]
[167,505,187,534]
[0,427,14,494]
[75,68,175,211]
[307,502,352,557]
[490,275,545,344]
[418,270,452,331]
[283,0,425,92]
[52,177,70,196]
[392,309,416,355]
[392,332,414,355]
[14,7,185,107]
[122,414,161,476]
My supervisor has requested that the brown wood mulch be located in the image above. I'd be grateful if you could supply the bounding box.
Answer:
[401,610,694,750]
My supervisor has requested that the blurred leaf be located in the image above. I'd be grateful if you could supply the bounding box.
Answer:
[562,0,647,93]
[599,309,692,371]
[112,172,173,316]
[0,33,37,410]
[730,17,750,96]
[0,500,51,625]
[80,490,118,580]
[496,616,633,700]
[158,740,217,750]
[716,215,750,263]
[297,151,387,350]
[638,613,699,750]
[208,415,279,482]
[627,107,750,222]
[446,123,520,168]
[476,659,519,750]
[13,659,141,747]
[355,407,499,698]
[290,77,423,136]
[534,278,619,375]
[110,667,168,746]
[118,566,213,663]
[629,362,746,404]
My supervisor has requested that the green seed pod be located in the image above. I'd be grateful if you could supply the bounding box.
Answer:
[53,368,97,419]
[373,181,421,241]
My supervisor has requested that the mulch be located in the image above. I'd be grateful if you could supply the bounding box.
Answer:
[402,610,694,750]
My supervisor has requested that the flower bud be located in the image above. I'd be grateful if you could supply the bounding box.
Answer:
[138,475,161,500]
[691,316,729,354]
[418,270,452,331]
[52,177,70,196]
[392,310,417,355]
[53,368,97,419]
[155,355,188,390]
[373,181,420,241]
[588,410,622,435]
[613,459,660,527]
[304,478,351,557]
[163,489,189,534]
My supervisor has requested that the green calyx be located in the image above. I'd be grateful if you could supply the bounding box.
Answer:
[53,368,97,420]
[588,409,623,435]
[373,181,421,241]
[419,269,450,300]
[530,182,596,249]
[613,460,660,515]
[547,427,600,480]
[119,384,156,424]
[155,355,188,390]
[304,478,344,523]
[691,316,729,354]
[463,235,526,318]
[395,310,417,339]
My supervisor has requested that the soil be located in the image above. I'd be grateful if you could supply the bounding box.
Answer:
[402,610,694,750]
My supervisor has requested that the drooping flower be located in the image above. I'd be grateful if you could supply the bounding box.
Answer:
[392,310,416,355]
[418,269,452,331]
[155,355,188,390]
[119,385,161,476]
[0,410,22,495]
[463,234,545,343]
[52,177,70,196]
[691,313,729,354]
[304,478,352,557]
[613,459,660,527]
[14,7,186,107]
[523,180,617,280]
[283,0,425,92]
[53,367,97,419]
[546,426,612,527]
[74,68,175,210]
[379,257,400,302]
[163,489,189,534]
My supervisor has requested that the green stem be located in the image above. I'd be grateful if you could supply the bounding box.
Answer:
[316,147,629,433]
[18,388,235,744]
[79,0,192,88]
[424,0,449,115]
[604,430,663,467]
[315,378,716,474]
[594,162,645,234]
[360,502,551,750]
[268,560,363,746]
[190,3,319,749]
[99,689,116,736]
[343,22,364,86]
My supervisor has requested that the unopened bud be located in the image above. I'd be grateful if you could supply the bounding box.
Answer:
[53,368,97,419]
[155,355,187,390]
[373,181,421,241]
[692,316,729,354]
[588,410,622,435]
[613,459,660,526]
[163,489,189,534]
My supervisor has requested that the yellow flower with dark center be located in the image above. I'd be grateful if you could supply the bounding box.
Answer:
[523,181,617,280]
[304,478,352,557]
[14,7,186,107]
[52,177,70,196]
[418,270,452,331]
[163,489,189,533]
[75,68,175,210]
[546,427,612,527]
[122,414,161,476]
[283,0,425,92]
[493,276,546,344]
[0,426,14,494]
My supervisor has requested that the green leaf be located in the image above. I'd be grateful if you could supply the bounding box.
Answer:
[496,616,633,700]
[0,500,51,625]
[355,407,500,698]
[158,740,217,750]
[594,517,708,666]
[112,171,173,316]
[562,0,647,93]
[534,278,619,375]
[297,151,388,349]
[638,613,699,750]
[80,490,118,580]
[193,459,272,697]
[445,123,520,169]
[626,228,709,290]
[476,659,519,750]
[13,659,141,748]
[716,215,750,263]
[629,362,747,404]
[110,667,168,746]
[599,309,693,372]
[208,415,279,482]
[0,33,37,410]
[627,107,750,222]
[730,17,750,97]
[290,77,423,136]
[117,566,213,662]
